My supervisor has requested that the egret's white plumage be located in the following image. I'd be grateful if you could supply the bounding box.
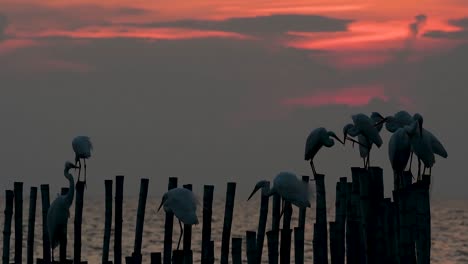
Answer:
[47,161,78,261]
[405,120,435,177]
[72,136,93,184]
[304,127,343,176]
[385,110,413,133]
[158,188,198,250]
[388,127,411,188]
[355,113,385,167]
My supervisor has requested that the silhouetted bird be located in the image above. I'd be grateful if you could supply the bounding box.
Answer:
[389,127,412,188]
[304,127,343,177]
[72,136,93,186]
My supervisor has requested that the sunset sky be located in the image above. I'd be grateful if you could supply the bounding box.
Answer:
[0,0,467,198]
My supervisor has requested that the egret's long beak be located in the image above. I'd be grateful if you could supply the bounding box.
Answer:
[331,134,344,145]
[157,196,167,212]
[343,132,347,146]
[374,117,388,128]
[247,186,260,201]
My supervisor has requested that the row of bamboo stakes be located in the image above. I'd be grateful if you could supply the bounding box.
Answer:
[2,167,431,264]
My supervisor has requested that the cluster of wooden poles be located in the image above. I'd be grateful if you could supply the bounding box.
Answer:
[2,167,431,264]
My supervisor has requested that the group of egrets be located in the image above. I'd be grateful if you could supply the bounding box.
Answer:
[46,111,447,259]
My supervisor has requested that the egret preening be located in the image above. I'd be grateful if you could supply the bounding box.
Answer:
[247,172,311,220]
[351,112,385,168]
[343,113,383,168]
[388,127,412,189]
[47,161,79,262]
[304,127,343,177]
[158,188,199,250]
[385,110,413,133]
[72,136,93,185]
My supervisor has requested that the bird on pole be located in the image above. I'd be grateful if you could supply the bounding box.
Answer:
[72,136,93,187]
[47,161,79,262]
[158,188,199,250]
[304,127,344,177]
[388,127,412,189]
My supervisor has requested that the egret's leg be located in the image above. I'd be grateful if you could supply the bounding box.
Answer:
[422,166,427,180]
[279,198,285,220]
[408,152,413,172]
[84,159,87,189]
[177,219,184,250]
[367,152,371,169]
[363,158,366,168]
[429,167,432,176]
[417,158,421,180]
[310,160,317,177]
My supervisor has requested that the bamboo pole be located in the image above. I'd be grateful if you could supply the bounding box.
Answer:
[201,185,214,264]
[335,177,347,264]
[172,250,184,264]
[368,167,384,263]
[220,182,236,264]
[102,180,113,264]
[231,237,242,264]
[115,175,125,264]
[294,227,304,264]
[313,174,328,264]
[131,178,149,264]
[182,184,193,264]
[74,181,86,264]
[329,222,337,264]
[14,182,23,264]
[163,177,178,264]
[27,187,37,264]
[255,182,269,264]
[40,184,51,263]
[207,241,215,264]
[280,201,293,264]
[150,253,162,264]
[358,169,370,264]
[2,190,14,264]
[59,187,69,263]
[246,231,257,264]
[270,193,281,263]
[298,176,309,229]
[345,182,357,264]
[267,230,279,264]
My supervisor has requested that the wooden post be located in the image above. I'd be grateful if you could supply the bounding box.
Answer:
[103,180,113,264]
[358,169,371,264]
[163,177,178,264]
[74,182,86,264]
[335,177,347,264]
[220,182,236,264]
[2,190,14,264]
[298,176,309,229]
[368,167,384,263]
[207,241,215,264]
[201,185,214,264]
[246,231,257,264]
[313,174,328,264]
[267,230,279,264]
[231,237,242,264]
[133,178,149,264]
[294,227,304,264]
[27,187,37,264]
[59,187,69,262]
[329,222,337,264]
[150,253,162,264]
[345,182,357,264]
[256,182,269,264]
[172,250,184,264]
[182,184,193,264]
[280,201,293,264]
[272,193,281,231]
[115,175,125,264]
[415,175,431,264]
[14,182,23,264]
[40,184,51,263]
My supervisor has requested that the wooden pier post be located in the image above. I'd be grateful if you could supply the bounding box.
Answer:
[40,184,51,263]
[221,182,236,264]
[255,182,269,264]
[102,180,113,264]
[14,182,23,264]
[329,222,337,264]
[415,175,431,264]
[334,177,347,264]
[74,182,86,264]
[150,253,162,264]
[27,187,37,264]
[231,237,242,264]
[358,169,370,264]
[272,194,281,231]
[313,174,328,264]
[201,185,214,264]
[172,250,184,264]
[59,187,69,263]
[246,231,257,264]
[115,175,125,264]
[368,167,384,263]
[132,178,149,264]
[2,190,14,264]
[280,201,293,264]
[163,177,178,264]
[298,175,309,229]
[207,241,215,264]
[294,227,304,264]
[182,184,193,264]
[267,230,279,264]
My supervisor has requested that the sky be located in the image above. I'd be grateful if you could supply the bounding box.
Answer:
[0,0,467,199]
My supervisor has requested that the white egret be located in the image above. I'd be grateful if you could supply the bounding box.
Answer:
[388,127,412,189]
[47,161,79,262]
[72,136,93,185]
[158,188,199,250]
[353,112,386,168]
[248,172,311,219]
[304,127,343,177]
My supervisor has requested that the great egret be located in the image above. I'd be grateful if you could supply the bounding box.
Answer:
[72,136,93,185]
[304,127,343,177]
[248,172,311,219]
[353,112,385,168]
[388,127,411,189]
[158,188,199,250]
[47,161,79,262]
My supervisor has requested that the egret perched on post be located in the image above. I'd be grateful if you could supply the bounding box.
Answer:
[352,112,386,168]
[304,127,343,177]
[158,188,199,250]
[385,110,413,133]
[247,172,311,219]
[47,161,79,262]
[72,136,93,185]
[388,127,412,189]
[343,113,384,168]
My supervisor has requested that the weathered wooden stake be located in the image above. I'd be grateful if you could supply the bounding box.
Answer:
[246,231,257,264]
[14,182,23,264]
[59,187,69,262]
[182,184,193,264]
[102,180,113,264]
[298,175,309,229]
[231,237,242,264]
[172,250,184,264]
[313,174,328,264]
[132,178,149,264]
[358,169,370,264]
[255,181,269,264]
[201,185,214,264]
[345,182,358,264]
[115,175,125,264]
[40,184,51,263]
[294,227,304,264]
[27,187,37,264]
[335,177,347,264]
[163,177,178,264]
[329,222,337,264]
[221,182,236,264]
[280,201,293,264]
[150,253,162,264]
[207,241,215,264]
[272,193,281,231]
[2,190,14,264]
[74,182,86,264]
[267,230,279,264]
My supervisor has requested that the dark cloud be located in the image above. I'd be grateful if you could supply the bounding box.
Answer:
[0,13,7,41]
[409,14,427,37]
[123,14,352,35]
[424,17,468,39]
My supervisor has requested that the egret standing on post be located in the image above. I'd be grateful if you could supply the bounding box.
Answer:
[47,161,79,262]
[72,136,93,185]
[388,127,412,188]
[304,127,343,177]
[158,188,199,250]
